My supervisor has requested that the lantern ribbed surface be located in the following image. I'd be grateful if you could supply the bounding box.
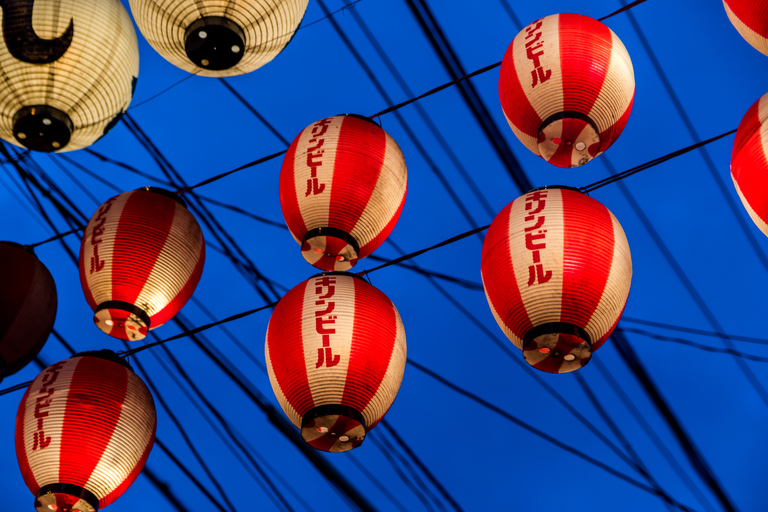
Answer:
[280,115,408,271]
[129,0,308,77]
[0,0,139,152]
[481,188,632,373]
[731,92,768,236]
[15,352,156,511]
[724,0,768,57]
[0,242,57,383]
[78,188,205,341]
[499,13,634,168]
[266,273,406,452]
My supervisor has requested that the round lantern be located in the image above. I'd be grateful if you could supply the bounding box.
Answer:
[0,242,57,384]
[15,350,156,512]
[129,0,308,77]
[280,114,408,271]
[498,13,635,168]
[481,186,632,373]
[0,0,139,152]
[724,0,768,57]
[731,92,768,236]
[266,272,407,452]
[78,187,205,341]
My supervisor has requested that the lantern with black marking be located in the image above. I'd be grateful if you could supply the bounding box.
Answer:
[280,115,408,271]
[78,188,205,341]
[731,92,768,236]
[15,350,156,512]
[481,187,632,373]
[724,0,768,57]
[129,0,308,76]
[266,272,407,452]
[0,242,56,384]
[498,13,634,168]
[0,0,139,152]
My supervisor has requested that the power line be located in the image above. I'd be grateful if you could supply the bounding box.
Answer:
[621,327,768,362]
[621,317,768,346]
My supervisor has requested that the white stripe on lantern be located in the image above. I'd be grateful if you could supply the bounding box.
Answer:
[734,179,768,234]
[724,1,768,57]
[265,337,300,425]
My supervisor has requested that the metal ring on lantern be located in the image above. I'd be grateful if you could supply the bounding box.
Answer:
[184,16,246,71]
[140,186,187,207]
[36,483,100,512]
[95,301,152,331]
[302,227,361,261]
[12,105,74,153]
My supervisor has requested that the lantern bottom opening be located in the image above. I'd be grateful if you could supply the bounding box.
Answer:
[301,228,360,271]
[35,483,99,512]
[301,404,366,453]
[93,301,150,341]
[522,322,592,373]
[13,105,72,153]
[185,16,245,71]
[537,112,600,168]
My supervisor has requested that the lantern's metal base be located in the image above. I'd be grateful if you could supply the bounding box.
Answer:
[36,483,98,512]
[301,405,366,453]
[301,227,360,271]
[185,16,245,71]
[537,111,600,168]
[522,322,592,373]
[94,301,150,341]
[13,105,72,152]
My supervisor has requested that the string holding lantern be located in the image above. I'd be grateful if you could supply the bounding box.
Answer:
[15,350,156,512]
[0,242,57,384]
[498,13,635,168]
[723,0,768,57]
[280,114,408,271]
[731,92,768,236]
[0,0,139,152]
[266,272,407,452]
[129,0,309,77]
[481,187,632,373]
[78,187,205,341]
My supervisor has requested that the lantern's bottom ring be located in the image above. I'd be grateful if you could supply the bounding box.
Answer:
[36,483,99,512]
[301,228,360,271]
[522,322,593,374]
[94,301,151,341]
[185,16,245,71]
[537,111,600,168]
[301,405,367,453]
[13,105,72,153]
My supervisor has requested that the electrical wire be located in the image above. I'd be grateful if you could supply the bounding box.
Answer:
[621,317,768,346]
[621,328,768,362]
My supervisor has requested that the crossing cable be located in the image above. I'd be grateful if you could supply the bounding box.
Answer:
[0,161,48,229]
[620,328,768,363]
[621,317,768,346]
[348,454,409,512]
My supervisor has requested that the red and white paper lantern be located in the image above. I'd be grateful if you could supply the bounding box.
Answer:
[732,92,768,236]
[481,187,632,373]
[0,242,57,383]
[79,188,205,341]
[280,115,408,271]
[724,0,768,57]
[15,350,156,512]
[499,14,635,168]
[266,273,406,452]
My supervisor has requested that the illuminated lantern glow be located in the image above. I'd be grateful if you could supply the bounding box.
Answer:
[481,187,632,373]
[498,14,634,168]
[731,92,768,235]
[280,115,408,271]
[78,188,205,341]
[0,0,139,152]
[0,242,56,384]
[266,272,406,452]
[724,0,768,57]
[129,0,309,77]
[15,350,156,512]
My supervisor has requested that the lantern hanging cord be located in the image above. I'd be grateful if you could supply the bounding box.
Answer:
[597,0,650,22]
[27,225,83,248]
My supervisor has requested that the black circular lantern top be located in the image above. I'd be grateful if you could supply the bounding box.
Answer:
[184,16,245,71]
[13,105,73,152]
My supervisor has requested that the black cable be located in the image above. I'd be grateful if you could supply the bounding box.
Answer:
[621,317,768,346]
[348,454,409,512]
[368,435,436,512]
[598,0,650,21]
[219,78,291,146]
[622,327,768,362]
[142,465,189,512]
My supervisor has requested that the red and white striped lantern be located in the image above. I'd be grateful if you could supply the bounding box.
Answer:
[0,242,57,384]
[481,187,632,373]
[732,92,768,236]
[280,115,408,271]
[15,350,156,512]
[499,14,635,168]
[724,0,768,57]
[79,188,205,341]
[266,273,406,452]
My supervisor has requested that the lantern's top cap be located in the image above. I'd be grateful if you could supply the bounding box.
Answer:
[0,240,34,254]
[337,113,381,127]
[527,185,583,194]
[309,270,368,282]
[136,186,188,208]
[72,349,134,372]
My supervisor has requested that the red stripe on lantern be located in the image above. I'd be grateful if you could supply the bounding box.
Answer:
[560,13,612,114]
[731,93,768,235]
[724,0,768,57]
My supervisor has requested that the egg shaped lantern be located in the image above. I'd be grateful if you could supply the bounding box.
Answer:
[481,187,632,373]
[15,350,156,512]
[0,0,139,152]
[266,272,407,452]
[129,0,308,77]
[0,242,57,384]
[79,187,205,341]
[724,0,768,57]
[498,14,634,168]
[731,92,768,236]
[280,115,408,271]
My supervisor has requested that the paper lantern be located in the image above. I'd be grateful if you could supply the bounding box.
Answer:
[732,92,768,235]
[266,272,406,452]
[0,242,57,384]
[724,0,768,57]
[15,350,156,512]
[481,187,632,373]
[280,115,408,271]
[499,14,634,168]
[129,0,308,77]
[79,187,205,341]
[0,0,139,152]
